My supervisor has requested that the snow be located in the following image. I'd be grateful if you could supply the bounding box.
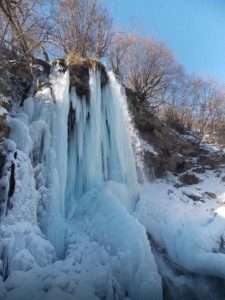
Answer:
[6,115,33,155]
[67,181,162,300]
[136,166,225,287]
[0,106,8,116]
[140,138,158,156]
[1,149,38,224]
[0,93,10,105]
[199,142,224,154]
[181,133,197,143]
[0,222,55,269]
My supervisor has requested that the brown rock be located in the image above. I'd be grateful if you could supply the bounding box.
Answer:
[180,173,200,185]
[67,53,108,99]
[126,88,199,178]
[184,193,204,202]
[0,116,10,139]
[198,153,225,169]
[203,192,217,199]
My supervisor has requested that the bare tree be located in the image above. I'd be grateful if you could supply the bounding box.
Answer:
[108,31,134,76]
[108,33,183,106]
[51,0,112,58]
[0,0,55,101]
[160,73,225,137]
[195,79,225,136]
[0,0,52,61]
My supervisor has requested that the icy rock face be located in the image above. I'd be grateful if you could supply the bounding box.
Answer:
[3,68,70,258]
[0,65,162,299]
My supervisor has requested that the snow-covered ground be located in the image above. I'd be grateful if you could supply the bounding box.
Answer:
[139,138,158,156]
[135,159,225,299]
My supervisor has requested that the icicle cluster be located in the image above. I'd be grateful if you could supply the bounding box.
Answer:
[66,69,138,217]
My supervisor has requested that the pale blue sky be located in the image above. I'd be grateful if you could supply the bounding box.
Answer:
[106,0,225,82]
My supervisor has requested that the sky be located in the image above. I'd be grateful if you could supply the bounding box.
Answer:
[106,0,225,83]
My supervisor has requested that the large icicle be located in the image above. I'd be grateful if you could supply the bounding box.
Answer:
[66,69,138,215]
[45,67,70,257]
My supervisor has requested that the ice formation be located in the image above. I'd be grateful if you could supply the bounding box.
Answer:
[0,65,162,299]
[66,70,138,216]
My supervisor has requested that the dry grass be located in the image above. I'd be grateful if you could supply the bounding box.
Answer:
[180,173,200,185]
[66,53,85,66]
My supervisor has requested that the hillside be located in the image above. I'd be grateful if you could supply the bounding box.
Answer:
[127,88,225,299]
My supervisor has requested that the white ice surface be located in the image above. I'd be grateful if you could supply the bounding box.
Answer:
[0,182,162,300]
[140,139,158,156]
[136,168,225,280]
[0,107,8,116]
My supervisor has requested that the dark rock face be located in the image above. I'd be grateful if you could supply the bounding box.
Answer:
[67,55,90,98]
[192,167,206,174]
[67,54,108,99]
[0,116,10,177]
[0,116,10,217]
[203,191,217,199]
[66,54,109,136]
[0,151,6,179]
[0,49,33,104]
[126,88,200,178]
[183,193,203,202]
[0,116,10,140]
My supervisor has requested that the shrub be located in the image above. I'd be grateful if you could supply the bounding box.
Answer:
[162,106,186,134]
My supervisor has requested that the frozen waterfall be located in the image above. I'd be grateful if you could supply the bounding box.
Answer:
[66,70,138,217]
[0,64,162,300]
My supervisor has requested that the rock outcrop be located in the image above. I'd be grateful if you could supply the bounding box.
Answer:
[66,53,108,99]
[126,88,200,177]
